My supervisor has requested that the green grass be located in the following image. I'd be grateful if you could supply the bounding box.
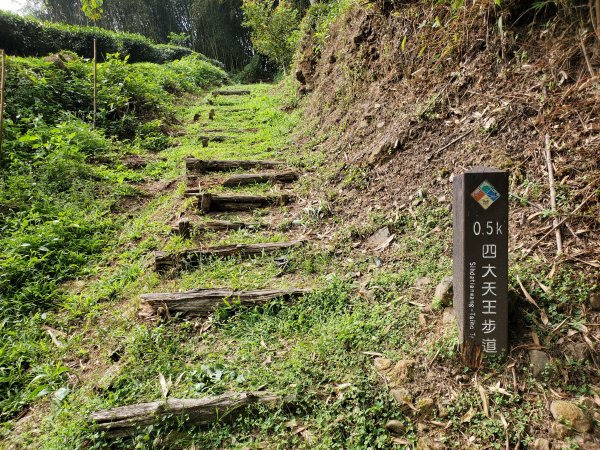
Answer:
[1,69,597,449]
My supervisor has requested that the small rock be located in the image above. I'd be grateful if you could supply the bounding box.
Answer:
[531,438,550,450]
[416,422,429,433]
[374,357,393,372]
[564,342,590,362]
[368,141,392,165]
[388,359,415,386]
[550,400,592,433]
[437,404,449,418]
[416,397,435,417]
[414,277,432,289]
[482,116,497,132]
[550,422,569,439]
[590,293,600,311]
[442,308,455,325]
[385,419,406,435]
[391,388,413,407]
[416,437,445,450]
[366,227,392,250]
[433,276,453,308]
[529,349,550,378]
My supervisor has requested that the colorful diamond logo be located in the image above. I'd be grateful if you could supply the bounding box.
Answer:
[471,180,500,210]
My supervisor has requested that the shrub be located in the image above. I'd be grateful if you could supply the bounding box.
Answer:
[0,10,215,64]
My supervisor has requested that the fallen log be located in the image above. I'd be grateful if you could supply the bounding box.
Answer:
[171,219,264,236]
[212,89,251,96]
[141,288,309,317]
[185,158,285,174]
[199,193,293,213]
[89,391,281,439]
[222,171,299,187]
[155,240,303,272]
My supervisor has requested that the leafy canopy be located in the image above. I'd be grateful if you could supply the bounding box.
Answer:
[242,0,300,73]
[82,0,104,22]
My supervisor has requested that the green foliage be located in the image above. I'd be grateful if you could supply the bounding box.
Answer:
[242,0,301,73]
[167,32,191,48]
[36,0,249,70]
[81,0,104,22]
[0,11,200,64]
[0,52,225,423]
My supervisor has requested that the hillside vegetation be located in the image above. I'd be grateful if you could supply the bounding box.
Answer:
[0,11,216,65]
[0,49,226,427]
[0,0,598,448]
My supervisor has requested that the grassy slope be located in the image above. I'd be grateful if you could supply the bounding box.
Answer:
[3,74,597,450]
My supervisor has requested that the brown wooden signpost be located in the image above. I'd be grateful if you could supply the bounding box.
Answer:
[453,168,509,365]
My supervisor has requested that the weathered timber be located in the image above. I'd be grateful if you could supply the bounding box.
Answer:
[141,288,309,317]
[185,158,285,174]
[155,240,303,272]
[89,391,281,439]
[222,171,299,187]
[171,219,264,235]
[202,128,259,133]
[212,89,251,96]
[198,193,293,213]
[198,135,228,143]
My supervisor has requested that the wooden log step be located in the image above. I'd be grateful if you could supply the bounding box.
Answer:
[198,193,293,213]
[155,240,303,272]
[89,391,281,439]
[170,219,264,236]
[198,135,228,142]
[212,89,251,96]
[222,171,299,187]
[142,288,309,317]
[202,128,259,133]
[185,158,285,174]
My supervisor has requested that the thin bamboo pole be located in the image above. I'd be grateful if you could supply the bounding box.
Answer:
[544,134,563,256]
[0,49,5,161]
[93,38,97,130]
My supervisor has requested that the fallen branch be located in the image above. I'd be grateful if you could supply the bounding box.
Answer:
[89,391,282,439]
[523,184,596,256]
[428,129,473,161]
[141,288,309,317]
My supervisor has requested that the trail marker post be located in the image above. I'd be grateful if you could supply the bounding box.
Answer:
[453,168,509,364]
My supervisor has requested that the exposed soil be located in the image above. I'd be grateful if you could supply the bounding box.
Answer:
[296,2,599,262]
[295,2,600,447]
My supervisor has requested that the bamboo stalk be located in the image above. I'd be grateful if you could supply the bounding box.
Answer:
[93,38,97,130]
[0,49,5,160]
[544,134,563,255]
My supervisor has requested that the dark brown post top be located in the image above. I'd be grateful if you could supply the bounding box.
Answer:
[453,168,509,361]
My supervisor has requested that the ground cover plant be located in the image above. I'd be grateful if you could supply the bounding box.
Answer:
[0,50,226,426]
